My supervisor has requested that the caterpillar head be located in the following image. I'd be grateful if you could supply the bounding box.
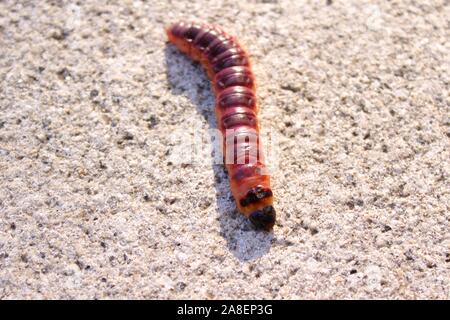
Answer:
[249,205,276,231]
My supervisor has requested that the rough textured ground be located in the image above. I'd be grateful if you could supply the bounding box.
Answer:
[0,0,449,299]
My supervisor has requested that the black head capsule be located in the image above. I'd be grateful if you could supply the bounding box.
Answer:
[249,205,276,231]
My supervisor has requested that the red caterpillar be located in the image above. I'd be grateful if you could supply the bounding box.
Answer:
[166,22,275,231]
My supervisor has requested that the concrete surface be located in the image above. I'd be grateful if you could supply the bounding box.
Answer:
[0,0,449,299]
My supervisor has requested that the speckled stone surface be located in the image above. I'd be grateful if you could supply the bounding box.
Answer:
[0,0,449,299]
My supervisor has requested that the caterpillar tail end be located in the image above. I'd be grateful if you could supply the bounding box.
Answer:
[249,205,276,232]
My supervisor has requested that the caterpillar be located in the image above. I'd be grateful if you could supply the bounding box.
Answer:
[166,22,276,231]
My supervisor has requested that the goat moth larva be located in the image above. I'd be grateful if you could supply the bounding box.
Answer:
[166,22,276,231]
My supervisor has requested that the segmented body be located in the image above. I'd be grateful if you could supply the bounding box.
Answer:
[166,22,275,230]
